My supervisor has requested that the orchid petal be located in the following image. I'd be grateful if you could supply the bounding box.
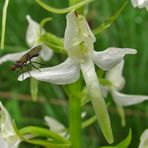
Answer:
[100,85,109,97]
[92,47,137,70]
[0,102,16,136]
[0,51,26,65]
[0,138,8,148]
[132,0,145,7]
[26,15,42,47]
[64,11,96,62]
[40,45,53,61]
[0,45,52,65]
[80,58,113,144]
[0,102,20,148]
[106,60,125,90]
[18,58,80,84]
[44,116,67,137]
[112,89,148,106]
[131,0,148,8]
[139,129,148,148]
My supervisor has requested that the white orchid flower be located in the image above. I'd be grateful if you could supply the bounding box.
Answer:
[104,60,148,126]
[131,0,148,10]
[139,129,148,148]
[0,102,20,148]
[18,11,137,143]
[106,60,148,107]
[44,116,68,138]
[0,15,53,66]
[26,15,53,61]
[44,112,86,139]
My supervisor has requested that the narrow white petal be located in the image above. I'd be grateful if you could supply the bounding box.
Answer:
[6,137,20,148]
[100,85,109,97]
[92,47,137,70]
[18,58,80,84]
[0,102,20,148]
[40,45,53,61]
[80,58,113,143]
[139,129,148,148]
[106,60,125,90]
[0,51,26,65]
[0,139,8,148]
[44,116,65,133]
[26,15,41,47]
[0,102,16,136]
[112,89,148,106]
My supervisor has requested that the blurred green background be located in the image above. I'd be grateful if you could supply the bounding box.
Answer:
[0,0,148,147]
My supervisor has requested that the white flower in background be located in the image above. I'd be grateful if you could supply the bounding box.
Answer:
[44,116,68,138]
[131,0,148,10]
[0,102,20,148]
[26,15,53,61]
[18,11,137,143]
[0,15,53,66]
[44,112,86,139]
[139,129,148,148]
[106,60,148,106]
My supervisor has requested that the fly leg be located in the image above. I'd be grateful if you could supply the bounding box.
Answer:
[16,68,24,79]
[32,61,46,66]
[29,59,41,72]
[26,53,41,72]
[22,66,32,78]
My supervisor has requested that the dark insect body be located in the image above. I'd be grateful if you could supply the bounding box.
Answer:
[11,45,42,76]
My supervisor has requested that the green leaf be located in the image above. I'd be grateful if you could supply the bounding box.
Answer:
[99,129,132,148]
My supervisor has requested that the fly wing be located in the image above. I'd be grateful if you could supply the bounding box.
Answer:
[28,45,42,57]
[18,45,42,62]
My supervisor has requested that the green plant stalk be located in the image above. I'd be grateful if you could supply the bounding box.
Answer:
[93,1,128,35]
[1,0,9,49]
[30,77,38,101]
[36,0,93,14]
[81,115,97,128]
[69,95,81,148]
[116,105,126,127]
[69,0,86,14]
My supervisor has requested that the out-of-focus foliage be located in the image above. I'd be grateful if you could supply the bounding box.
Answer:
[0,0,148,147]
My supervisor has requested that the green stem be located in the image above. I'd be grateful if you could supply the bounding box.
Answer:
[30,77,38,101]
[93,1,128,35]
[116,105,126,127]
[1,0,9,49]
[69,94,81,148]
[19,126,68,143]
[36,0,93,14]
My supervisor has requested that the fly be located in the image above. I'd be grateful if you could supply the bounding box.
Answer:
[11,45,43,77]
